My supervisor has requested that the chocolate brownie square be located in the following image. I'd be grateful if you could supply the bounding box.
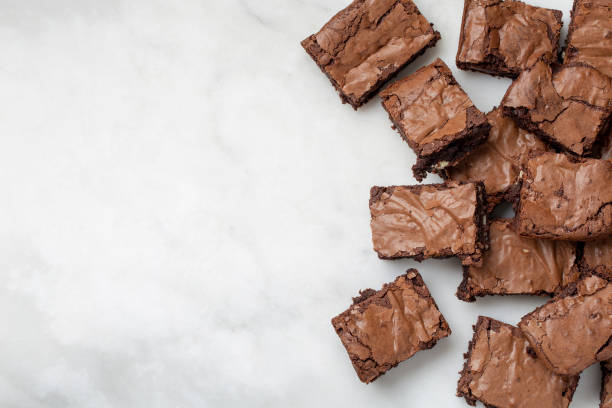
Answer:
[516,152,612,241]
[380,58,490,181]
[370,182,488,266]
[602,360,612,408]
[519,272,612,375]
[583,236,612,277]
[501,60,612,156]
[456,0,562,78]
[458,316,579,408]
[457,219,579,302]
[564,0,612,79]
[301,0,440,109]
[332,269,450,383]
[447,107,547,211]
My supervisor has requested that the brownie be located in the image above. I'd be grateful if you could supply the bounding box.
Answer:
[518,272,612,376]
[583,236,612,277]
[501,60,612,156]
[447,107,547,211]
[603,360,612,408]
[456,0,562,78]
[380,58,490,181]
[516,152,612,241]
[457,219,579,302]
[301,0,440,110]
[564,0,612,79]
[331,269,450,383]
[458,316,579,408]
[370,182,488,266]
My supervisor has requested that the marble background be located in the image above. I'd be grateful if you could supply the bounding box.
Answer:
[0,0,599,406]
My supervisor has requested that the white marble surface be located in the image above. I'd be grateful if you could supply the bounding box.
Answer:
[0,0,600,406]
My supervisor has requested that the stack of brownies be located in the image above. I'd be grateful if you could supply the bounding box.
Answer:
[302,0,612,406]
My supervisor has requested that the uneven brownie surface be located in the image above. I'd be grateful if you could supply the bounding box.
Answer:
[458,316,578,408]
[332,269,450,383]
[501,60,612,156]
[565,0,612,79]
[447,107,546,210]
[583,236,612,277]
[380,58,489,181]
[370,182,487,265]
[516,152,612,241]
[301,0,440,109]
[457,219,578,302]
[519,273,612,375]
[603,360,612,408]
[457,0,562,78]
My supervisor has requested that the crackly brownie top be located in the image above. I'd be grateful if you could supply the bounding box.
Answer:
[448,108,546,197]
[502,61,612,155]
[519,274,612,375]
[460,317,576,408]
[332,270,449,383]
[517,152,612,240]
[462,219,577,296]
[458,0,562,73]
[307,0,438,101]
[370,183,479,258]
[380,58,485,155]
[584,236,612,272]
[565,0,612,78]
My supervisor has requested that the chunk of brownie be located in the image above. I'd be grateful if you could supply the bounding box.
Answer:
[564,0,612,79]
[457,219,579,302]
[380,58,490,181]
[301,0,440,109]
[456,0,562,78]
[447,107,547,211]
[583,236,612,277]
[370,182,488,266]
[458,316,579,408]
[516,152,612,241]
[501,60,612,156]
[332,269,450,383]
[602,360,612,408]
[519,273,612,376]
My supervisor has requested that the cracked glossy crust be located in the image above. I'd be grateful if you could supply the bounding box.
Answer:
[331,269,450,383]
[456,0,563,79]
[458,316,579,407]
[301,0,440,110]
[501,61,612,156]
[369,182,489,266]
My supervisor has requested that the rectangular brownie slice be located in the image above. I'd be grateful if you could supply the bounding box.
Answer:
[380,58,490,181]
[370,181,488,266]
[501,60,612,156]
[516,152,612,241]
[457,219,579,302]
[564,0,612,79]
[603,360,612,408]
[301,0,440,110]
[583,236,612,277]
[331,269,450,383]
[458,316,579,408]
[519,272,612,376]
[447,107,547,211]
[456,0,562,78]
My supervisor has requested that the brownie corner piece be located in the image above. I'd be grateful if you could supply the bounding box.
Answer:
[518,272,612,376]
[331,269,450,383]
[516,152,612,241]
[301,0,440,109]
[458,316,579,408]
[369,181,488,266]
[501,60,612,156]
[456,0,562,78]
[380,58,489,181]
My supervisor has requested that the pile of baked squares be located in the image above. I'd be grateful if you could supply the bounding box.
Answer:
[302,0,612,406]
